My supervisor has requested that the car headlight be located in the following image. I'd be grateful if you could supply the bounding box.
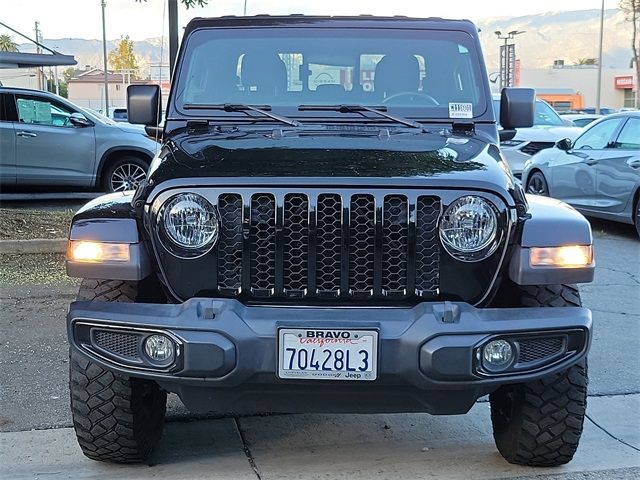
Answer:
[500,140,524,147]
[159,193,219,257]
[439,196,499,261]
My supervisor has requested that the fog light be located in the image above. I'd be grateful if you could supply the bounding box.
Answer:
[482,340,513,370]
[144,334,175,362]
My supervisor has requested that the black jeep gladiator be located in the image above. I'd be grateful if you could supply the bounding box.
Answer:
[65,16,595,466]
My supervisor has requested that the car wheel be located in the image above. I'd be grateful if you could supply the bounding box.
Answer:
[103,156,149,193]
[489,283,587,467]
[635,198,640,239]
[526,171,549,196]
[70,279,167,463]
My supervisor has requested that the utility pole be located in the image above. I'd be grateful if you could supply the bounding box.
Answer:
[34,21,42,90]
[101,0,110,116]
[168,0,178,78]
[53,45,60,95]
[244,0,248,15]
[595,0,605,115]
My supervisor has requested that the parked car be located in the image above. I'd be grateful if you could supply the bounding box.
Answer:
[0,87,158,192]
[493,95,582,176]
[580,107,617,115]
[522,112,640,236]
[110,107,128,122]
[65,15,594,467]
[560,113,603,128]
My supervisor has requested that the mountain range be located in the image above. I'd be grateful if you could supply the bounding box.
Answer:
[17,8,634,77]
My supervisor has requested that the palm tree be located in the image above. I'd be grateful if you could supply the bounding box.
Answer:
[0,34,19,52]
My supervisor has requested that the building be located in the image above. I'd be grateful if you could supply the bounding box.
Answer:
[67,68,150,111]
[518,64,637,111]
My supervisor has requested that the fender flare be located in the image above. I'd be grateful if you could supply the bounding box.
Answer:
[508,195,594,285]
[66,192,151,281]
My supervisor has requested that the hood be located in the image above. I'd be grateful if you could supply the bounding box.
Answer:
[145,127,519,205]
[514,125,582,142]
[115,122,147,134]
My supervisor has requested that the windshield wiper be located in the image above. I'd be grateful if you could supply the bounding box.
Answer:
[298,104,424,130]
[183,103,302,127]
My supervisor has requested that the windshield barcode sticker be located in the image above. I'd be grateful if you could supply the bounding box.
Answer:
[449,103,473,119]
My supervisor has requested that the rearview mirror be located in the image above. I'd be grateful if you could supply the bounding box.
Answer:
[69,112,92,127]
[500,87,535,129]
[127,84,161,126]
[556,138,572,151]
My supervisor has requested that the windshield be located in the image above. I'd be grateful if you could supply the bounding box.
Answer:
[174,27,487,120]
[493,99,564,127]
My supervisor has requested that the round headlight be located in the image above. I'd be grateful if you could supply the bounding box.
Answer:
[162,193,218,252]
[440,196,498,259]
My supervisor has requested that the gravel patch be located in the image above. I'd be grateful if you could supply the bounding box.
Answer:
[0,208,74,240]
[0,253,77,286]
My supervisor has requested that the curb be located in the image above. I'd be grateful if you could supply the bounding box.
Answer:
[0,238,67,255]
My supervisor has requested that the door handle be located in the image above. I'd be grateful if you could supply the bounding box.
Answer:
[17,131,37,138]
[627,158,640,169]
[584,159,597,166]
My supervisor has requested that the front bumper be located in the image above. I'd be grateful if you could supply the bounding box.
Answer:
[68,298,591,415]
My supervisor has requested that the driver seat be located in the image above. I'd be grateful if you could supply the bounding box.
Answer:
[374,54,420,100]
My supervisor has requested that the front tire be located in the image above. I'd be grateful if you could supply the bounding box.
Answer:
[526,171,550,196]
[489,284,587,466]
[69,279,167,463]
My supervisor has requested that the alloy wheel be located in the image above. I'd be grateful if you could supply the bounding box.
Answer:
[110,163,147,192]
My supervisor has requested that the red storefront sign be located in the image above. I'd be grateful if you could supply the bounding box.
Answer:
[614,75,635,89]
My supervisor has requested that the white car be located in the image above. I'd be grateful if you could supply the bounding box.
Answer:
[493,95,582,176]
[560,113,603,128]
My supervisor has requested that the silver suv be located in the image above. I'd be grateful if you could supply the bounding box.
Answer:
[0,87,158,192]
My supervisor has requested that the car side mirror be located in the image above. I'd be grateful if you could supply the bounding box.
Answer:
[127,84,161,126]
[69,112,92,127]
[556,138,572,151]
[500,87,535,129]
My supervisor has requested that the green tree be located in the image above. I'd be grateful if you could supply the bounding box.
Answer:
[108,35,139,75]
[575,58,598,65]
[0,34,19,52]
[620,0,640,108]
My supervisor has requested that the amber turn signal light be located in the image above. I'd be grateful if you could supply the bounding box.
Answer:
[529,245,593,268]
[67,241,130,263]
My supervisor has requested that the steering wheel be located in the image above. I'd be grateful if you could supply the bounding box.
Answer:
[382,92,440,106]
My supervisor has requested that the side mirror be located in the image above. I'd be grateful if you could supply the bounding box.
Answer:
[556,138,572,151]
[69,112,92,127]
[500,87,535,129]
[127,84,161,126]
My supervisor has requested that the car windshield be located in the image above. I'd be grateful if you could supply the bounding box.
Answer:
[493,99,564,127]
[173,27,487,120]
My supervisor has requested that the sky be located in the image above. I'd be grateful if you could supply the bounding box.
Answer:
[0,0,621,42]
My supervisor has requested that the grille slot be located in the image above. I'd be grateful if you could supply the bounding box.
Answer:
[415,196,441,297]
[93,330,141,359]
[283,193,309,297]
[208,191,441,301]
[249,194,276,295]
[349,194,375,296]
[517,337,564,364]
[316,194,343,296]
[382,195,409,296]
[520,141,555,156]
[217,193,243,294]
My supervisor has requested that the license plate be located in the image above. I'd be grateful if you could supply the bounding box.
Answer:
[278,328,378,381]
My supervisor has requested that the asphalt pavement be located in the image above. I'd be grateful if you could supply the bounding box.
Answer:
[0,218,638,479]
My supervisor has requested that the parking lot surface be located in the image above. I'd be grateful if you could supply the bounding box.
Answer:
[1,218,638,479]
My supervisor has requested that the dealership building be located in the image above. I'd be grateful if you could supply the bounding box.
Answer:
[516,64,637,111]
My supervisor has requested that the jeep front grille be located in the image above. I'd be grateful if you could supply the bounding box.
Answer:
[211,191,441,301]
